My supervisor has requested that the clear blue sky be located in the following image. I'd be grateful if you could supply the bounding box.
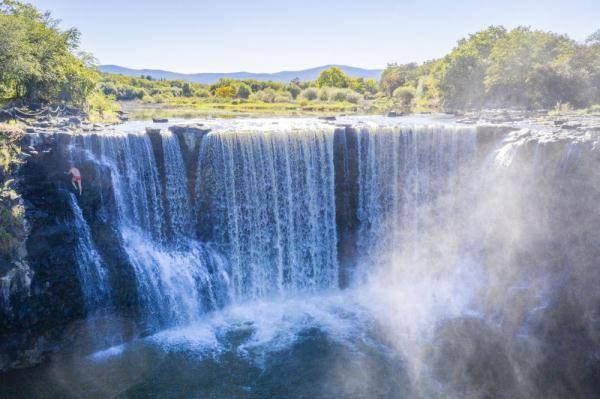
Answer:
[28,0,600,73]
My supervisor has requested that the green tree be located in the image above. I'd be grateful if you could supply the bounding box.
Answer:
[439,26,506,111]
[286,83,301,99]
[0,0,98,105]
[182,82,193,97]
[236,82,252,99]
[485,27,581,108]
[586,29,600,46]
[379,63,419,96]
[316,67,350,88]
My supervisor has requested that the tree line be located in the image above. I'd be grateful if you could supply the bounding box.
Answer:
[0,0,97,107]
[380,26,600,112]
[1,0,599,114]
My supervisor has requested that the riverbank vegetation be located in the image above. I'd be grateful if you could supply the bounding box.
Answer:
[0,1,96,107]
[98,67,380,118]
[1,1,599,119]
[0,123,24,255]
[381,26,600,113]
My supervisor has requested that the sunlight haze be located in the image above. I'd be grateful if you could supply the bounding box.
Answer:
[28,0,600,73]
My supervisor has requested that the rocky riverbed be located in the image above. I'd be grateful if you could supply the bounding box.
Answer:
[454,108,600,132]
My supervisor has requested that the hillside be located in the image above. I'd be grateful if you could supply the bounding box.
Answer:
[99,64,383,84]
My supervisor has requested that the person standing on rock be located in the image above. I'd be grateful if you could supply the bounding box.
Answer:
[67,165,82,195]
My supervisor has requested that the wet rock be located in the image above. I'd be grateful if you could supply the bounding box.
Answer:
[152,118,169,123]
[319,116,337,121]
[0,109,12,122]
[145,127,161,134]
[563,123,582,130]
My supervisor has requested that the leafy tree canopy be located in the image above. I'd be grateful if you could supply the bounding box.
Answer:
[0,0,99,106]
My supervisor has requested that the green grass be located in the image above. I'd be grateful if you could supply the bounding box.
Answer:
[121,98,368,120]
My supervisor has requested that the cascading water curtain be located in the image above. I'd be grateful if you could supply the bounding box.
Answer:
[353,125,478,281]
[80,132,219,326]
[66,192,111,312]
[196,129,339,301]
[161,131,195,243]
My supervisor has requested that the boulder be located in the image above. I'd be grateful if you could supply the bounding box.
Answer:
[68,117,82,126]
[387,111,403,117]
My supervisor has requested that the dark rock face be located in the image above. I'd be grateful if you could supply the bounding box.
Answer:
[169,124,210,208]
[1,125,217,371]
[333,127,360,288]
[1,134,85,370]
[0,133,140,371]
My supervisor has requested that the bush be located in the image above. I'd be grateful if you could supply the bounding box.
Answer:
[236,83,252,99]
[393,86,416,110]
[286,84,301,99]
[274,91,293,102]
[0,123,24,255]
[87,91,119,120]
[250,88,276,103]
[318,88,330,101]
[346,91,361,104]
[194,88,211,98]
[300,88,318,101]
[215,85,236,99]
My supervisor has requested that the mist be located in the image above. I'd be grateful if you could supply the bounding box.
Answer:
[350,126,600,398]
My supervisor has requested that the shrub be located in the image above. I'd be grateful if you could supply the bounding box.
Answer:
[346,91,362,104]
[194,88,211,98]
[300,88,318,101]
[87,91,120,120]
[286,84,301,99]
[215,85,236,99]
[393,86,416,110]
[329,89,345,102]
[318,88,330,101]
[274,91,293,102]
[0,124,24,256]
[236,83,252,99]
[250,88,277,103]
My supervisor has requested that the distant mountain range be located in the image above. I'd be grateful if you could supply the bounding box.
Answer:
[98,64,383,84]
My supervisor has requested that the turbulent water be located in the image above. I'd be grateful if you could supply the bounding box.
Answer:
[3,117,599,398]
[66,193,111,311]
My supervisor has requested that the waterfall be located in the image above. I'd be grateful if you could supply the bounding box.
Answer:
[161,131,194,241]
[197,129,339,301]
[66,122,492,328]
[66,193,111,311]
[81,132,226,326]
[353,125,478,280]
[88,133,166,241]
